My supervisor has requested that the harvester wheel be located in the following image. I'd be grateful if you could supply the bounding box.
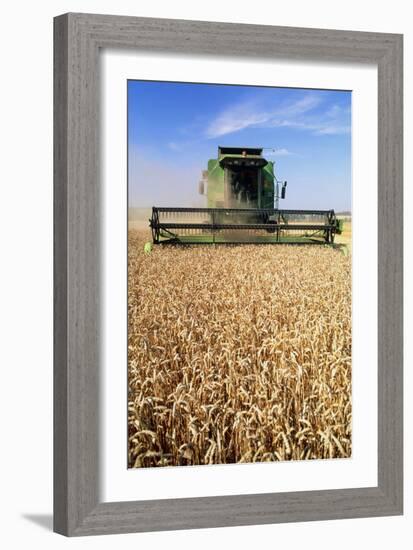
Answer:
[265,220,277,233]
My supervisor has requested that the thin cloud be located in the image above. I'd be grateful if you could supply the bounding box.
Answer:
[205,99,270,138]
[204,94,350,138]
[269,120,350,135]
[266,148,293,157]
[205,95,322,138]
[315,125,351,135]
[276,95,322,117]
[167,141,183,152]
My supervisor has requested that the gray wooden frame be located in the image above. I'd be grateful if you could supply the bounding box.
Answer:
[54,13,403,536]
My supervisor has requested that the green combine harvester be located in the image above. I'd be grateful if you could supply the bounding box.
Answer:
[150,146,342,245]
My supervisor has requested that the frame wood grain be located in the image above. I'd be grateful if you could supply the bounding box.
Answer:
[53,13,403,536]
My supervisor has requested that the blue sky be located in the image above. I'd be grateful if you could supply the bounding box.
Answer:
[128,80,351,211]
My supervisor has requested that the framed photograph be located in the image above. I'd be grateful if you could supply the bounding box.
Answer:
[54,13,403,536]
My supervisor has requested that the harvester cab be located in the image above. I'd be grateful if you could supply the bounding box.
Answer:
[149,146,342,245]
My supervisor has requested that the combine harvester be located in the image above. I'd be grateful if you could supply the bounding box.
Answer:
[149,147,342,245]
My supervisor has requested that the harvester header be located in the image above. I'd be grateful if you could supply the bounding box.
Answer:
[149,146,342,245]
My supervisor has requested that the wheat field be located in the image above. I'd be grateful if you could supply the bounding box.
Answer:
[128,229,352,468]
